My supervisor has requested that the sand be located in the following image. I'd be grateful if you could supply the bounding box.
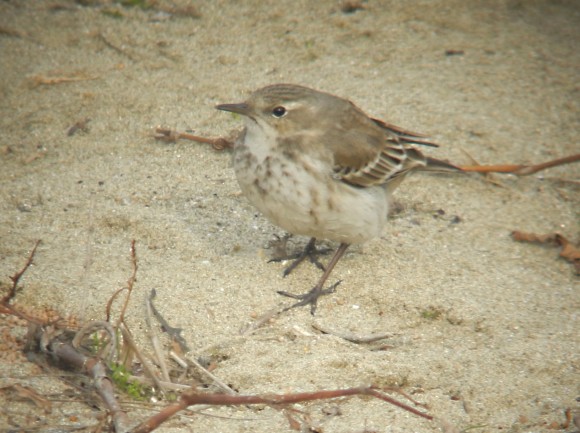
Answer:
[0,1,578,432]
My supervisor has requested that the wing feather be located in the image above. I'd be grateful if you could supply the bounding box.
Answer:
[331,114,431,188]
[313,96,458,189]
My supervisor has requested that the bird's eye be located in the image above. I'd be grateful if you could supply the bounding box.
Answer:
[271,106,287,118]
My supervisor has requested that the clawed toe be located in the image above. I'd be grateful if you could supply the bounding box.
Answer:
[278,280,342,314]
[268,237,332,277]
[282,252,327,277]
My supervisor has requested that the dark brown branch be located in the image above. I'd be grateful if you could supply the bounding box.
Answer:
[46,338,131,433]
[147,289,189,353]
[130,385,432,433]
[0,240,47,324]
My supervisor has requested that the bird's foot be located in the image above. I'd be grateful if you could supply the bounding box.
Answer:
[278,280,342,315]
[268,237,331,277]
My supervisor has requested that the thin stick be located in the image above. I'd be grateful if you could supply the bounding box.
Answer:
[106,287,128,322]
[119,324,165,393]
[115,240,138,328]
[72,320,118,362]
[154,127,232,150]
[312,322,395,344]
[460,153,579,176]
[130,385,432,433]
[185,354,237,395]
[239,306,284,335]
[145,292,171,383]
[169,350,188,368]
[4,240,41,303]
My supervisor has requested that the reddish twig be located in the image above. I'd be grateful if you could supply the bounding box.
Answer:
[561,408,572,429]
[72,320,118,361]
[154,127,232,150]
[105,240,137,324]
[512,231,580,274]
[114,240,137,328]
[0,241,49,324]
[130,385,432,433]
[3,240,41,304]
[105,287,128,322]
[460,153,580,176]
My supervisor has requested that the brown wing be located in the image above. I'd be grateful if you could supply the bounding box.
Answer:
[327,108,431,188]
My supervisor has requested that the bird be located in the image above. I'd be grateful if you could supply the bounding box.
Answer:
[216,83,460,313]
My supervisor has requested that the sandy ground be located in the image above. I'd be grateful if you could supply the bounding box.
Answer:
[1,0,579,432]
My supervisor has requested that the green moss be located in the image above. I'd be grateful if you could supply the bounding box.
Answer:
[115,0,152,9]
[420,306,443,320]
[109,363,151,400]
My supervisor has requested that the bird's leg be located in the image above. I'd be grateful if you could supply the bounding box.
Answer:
[278,243,350,314]
[269,237,331,277]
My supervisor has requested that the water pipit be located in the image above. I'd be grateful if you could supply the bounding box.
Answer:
[217,84,460,313]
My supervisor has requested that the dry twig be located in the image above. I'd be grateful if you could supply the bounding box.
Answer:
[154,127,232,150]
[512,231,580,274]
[4,240,41,304]
[312,322,395,344]
[0,241,45,324]
[240,306,285,335]
[72,320,118,362]
[119,323,165,393]
[0,384,52,413]
[29,73,98,87]
[147,289,189,353]
[460,153,580,176]
[130,385,432,433]
[67,117,91,136]
[43,335,131,433]
[184,354,236,396]
[2,243,435,432]
[145,291,171,383]
[115,240,138,328]
[97,32,137,61]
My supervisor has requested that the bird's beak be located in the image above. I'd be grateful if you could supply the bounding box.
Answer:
[216,102,250,115]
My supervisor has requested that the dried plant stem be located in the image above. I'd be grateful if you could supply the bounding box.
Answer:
[130,385,432,433]
[460,153,579,175]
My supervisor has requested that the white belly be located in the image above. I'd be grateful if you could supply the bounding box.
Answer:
[233,141,390,244]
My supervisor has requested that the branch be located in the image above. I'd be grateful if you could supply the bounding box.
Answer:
[46,336,131,433]
[154,127,232,150]
[115,240,138,328]
[130,385,432,433]
[460,153,580,176]
[3,240,41,304]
